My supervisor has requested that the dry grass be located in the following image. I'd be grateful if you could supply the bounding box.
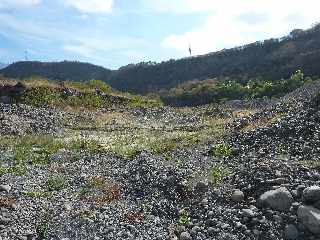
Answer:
[240,113,285,132]
[0,196,17,208]
[79,177,121,206]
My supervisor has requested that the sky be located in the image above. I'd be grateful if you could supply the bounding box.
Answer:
[0,0,320,69]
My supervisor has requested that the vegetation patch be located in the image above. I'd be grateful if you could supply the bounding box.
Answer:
[79,177,121,206]
[69,138,101,153]
[209,165,232,187]
[178,210,190,225]
[161,70,308,106]
[0,165,26,176]
[0,135,64,168]
[240,113,285,132]
[210,143,234,157]
[47,175,66,191]
[24,191,52,199]
[0,77,162,109]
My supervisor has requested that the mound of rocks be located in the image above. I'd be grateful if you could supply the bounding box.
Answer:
[0,103,62,135]
[230,93,320,160]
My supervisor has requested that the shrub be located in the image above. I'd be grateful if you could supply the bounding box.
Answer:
[87,79,111,92]
[210,143,234,157]
[70,138,101,152]
[47,175,66,191]
[20,87,59,107]
[178,210,190,225]
[210,165,232,187]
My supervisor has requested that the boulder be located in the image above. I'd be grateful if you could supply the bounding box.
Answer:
[258,187,293,212]
[284,224,299,240]
[303,186,320,203]
[0,185,11,192]
[180,231,192,240]
[297,205,320,235]
[231,190,244,202]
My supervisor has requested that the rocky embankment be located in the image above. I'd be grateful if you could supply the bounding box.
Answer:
[0,91,319,239]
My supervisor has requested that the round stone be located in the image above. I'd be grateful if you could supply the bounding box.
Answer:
[231,190,244,202]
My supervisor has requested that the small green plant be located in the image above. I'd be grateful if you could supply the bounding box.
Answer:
[210,165,232,187]
[210,143,233,157]
[36,212,51,240]
[70,138,101,153]
[178,210,190,225]
[24,191,52,199]
[37,221,49,240]
[290,69,304,82]
[0,165,26,176]
[47,175,66,191]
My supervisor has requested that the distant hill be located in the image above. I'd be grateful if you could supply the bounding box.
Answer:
[0,61,112,82]
[0,62,8,70]
[2,24,320,94]
[107,25,320,93]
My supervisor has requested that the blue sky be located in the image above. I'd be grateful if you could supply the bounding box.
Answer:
[0,0,320,69]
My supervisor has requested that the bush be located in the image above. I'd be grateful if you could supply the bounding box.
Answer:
[87,79,111,92]
[210,143,234,157]
[210,165,232,186]
[47,175,66,191]
[20,87,59,107]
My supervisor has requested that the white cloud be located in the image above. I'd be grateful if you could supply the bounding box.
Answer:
[159,0,320,55]
[142,0,216,14]
[62,36,150,67]
[0,0,41,8]
[64,0,113,14]
[63,45,93,58]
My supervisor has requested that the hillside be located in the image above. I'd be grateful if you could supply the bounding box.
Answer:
[107,25,320,93]
[2,25,320,94]
[0,75,320,239]
[0,61,112,82]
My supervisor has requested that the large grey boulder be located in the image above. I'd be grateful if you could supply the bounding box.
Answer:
[284,224,299,240]
[0,185,11,192]
[297,205,320,235]
[303,186,320,203]
[258,187,293,212]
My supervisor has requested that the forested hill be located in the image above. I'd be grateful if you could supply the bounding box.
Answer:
[0,61,112,82]
[2,24,320,94]
[108,25,320,93]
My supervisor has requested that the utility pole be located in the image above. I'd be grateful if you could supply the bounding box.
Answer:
[189,44,192,56]
[24,50,28,61]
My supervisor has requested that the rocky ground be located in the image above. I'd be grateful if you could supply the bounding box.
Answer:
[0,86,320,240]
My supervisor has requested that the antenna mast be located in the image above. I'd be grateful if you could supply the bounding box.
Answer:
[24,50,28,61]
